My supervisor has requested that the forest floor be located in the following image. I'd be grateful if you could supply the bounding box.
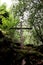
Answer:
[0,31,43,65]
[0,43,43,65]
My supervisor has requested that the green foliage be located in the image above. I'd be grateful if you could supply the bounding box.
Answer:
[0,0,43,45]
[11,0,43,45]
[28,0,43,45]
[0,4,20,39]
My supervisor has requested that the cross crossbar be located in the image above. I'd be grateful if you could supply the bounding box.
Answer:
[10,27,32,30]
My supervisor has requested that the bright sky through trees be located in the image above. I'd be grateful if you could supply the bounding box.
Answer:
[0,0,19,9]
[0,0,12,9]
